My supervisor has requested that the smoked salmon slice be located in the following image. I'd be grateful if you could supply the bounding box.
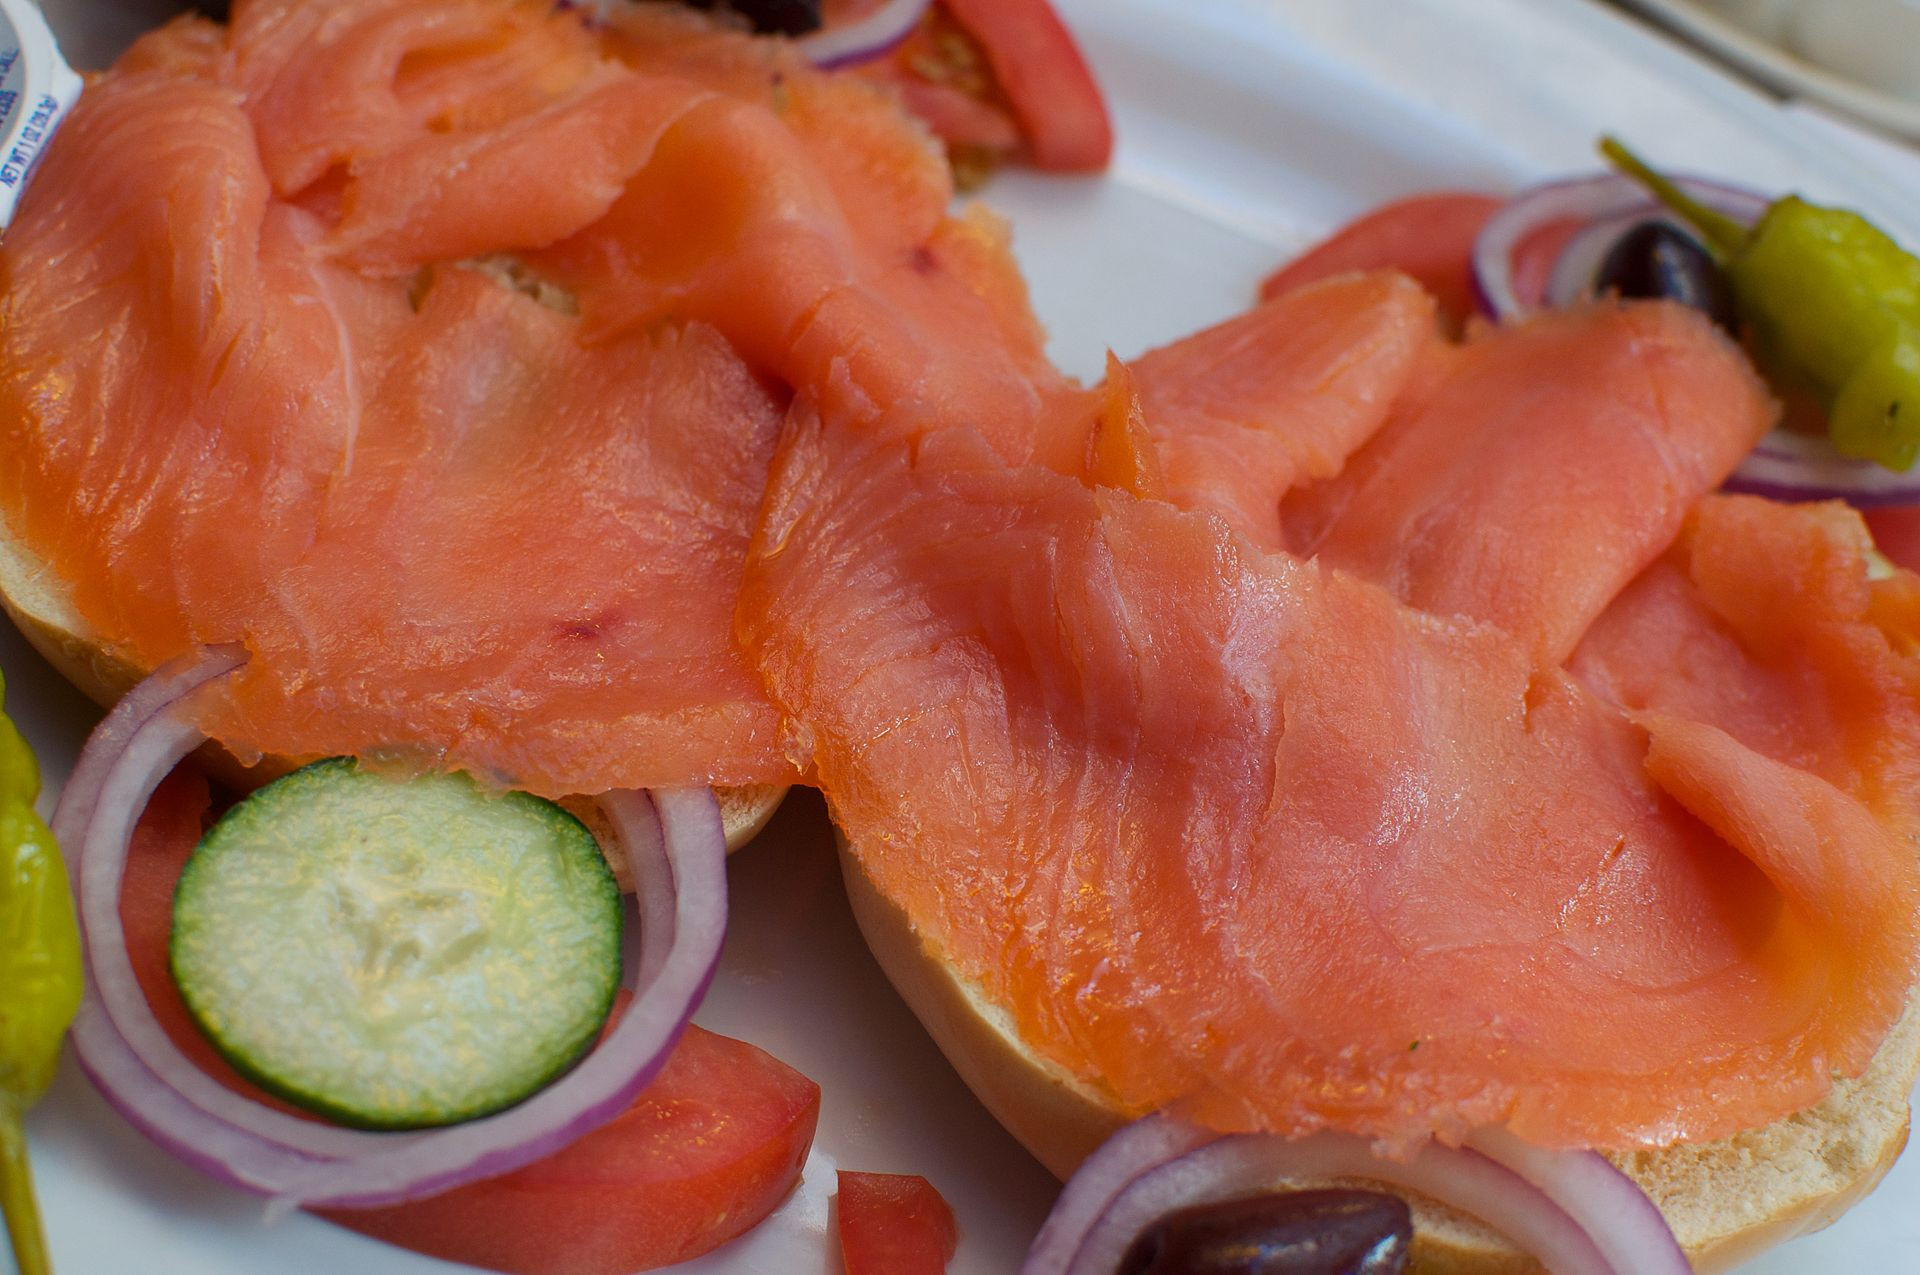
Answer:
[1573,495,1920,836]
[0,20,790,794]
[9,0,1917,1170]
[523,69,1077,460]
[741,401,1920,1151]
[1282,300,1775,665]
[0,0,1076,794]
[1128,272,1436,551]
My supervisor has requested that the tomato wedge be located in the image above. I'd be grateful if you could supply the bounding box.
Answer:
[1868,507,1920,574]
[119,768,821,1275]
[939,0,1113,172]
[1261,192,1502,329]
[836,1170,958,1275]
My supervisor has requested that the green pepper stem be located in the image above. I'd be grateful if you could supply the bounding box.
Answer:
[0,1105,53,1275]
[1598,136,1749,257]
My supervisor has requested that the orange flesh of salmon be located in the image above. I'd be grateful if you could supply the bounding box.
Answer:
[741,294,1920,1150]
[6,0,1919,1157]
[1281,303,1780,666]
[1082,355,1166,501]
[0,0,1068,794]
[1131,271,1437,551]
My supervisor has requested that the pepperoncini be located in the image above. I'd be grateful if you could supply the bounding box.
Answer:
[0,671,80,1275]
[1602,136,1920,471]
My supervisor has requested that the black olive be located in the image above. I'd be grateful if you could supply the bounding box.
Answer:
[1594,220,1740,334]
[1118,1188,1413,1275]
[736,0,823,36]
[680,0,824,37]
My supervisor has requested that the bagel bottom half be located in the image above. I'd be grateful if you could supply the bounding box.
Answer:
[839,834,1920,1274]
[0,528,787,857]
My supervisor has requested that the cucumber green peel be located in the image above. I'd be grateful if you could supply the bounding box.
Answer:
[170,759,622,1130]
[1601,135,1920,471]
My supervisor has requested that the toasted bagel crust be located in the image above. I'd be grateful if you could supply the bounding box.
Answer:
[839,833,1920,1273]
[0,524,787,851]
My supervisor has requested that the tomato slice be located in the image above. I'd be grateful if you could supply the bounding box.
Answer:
[836,1170,958,1275]
[1867,507,1920,573]
[938,0,1113,172]
[866,66,1024,152]
[119,768,822,1275]
[119,769,288,1101]
[322,1025,820,1275]
[1261,192,1503,330]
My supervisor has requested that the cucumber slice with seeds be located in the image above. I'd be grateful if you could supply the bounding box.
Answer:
[169,758,622,1130]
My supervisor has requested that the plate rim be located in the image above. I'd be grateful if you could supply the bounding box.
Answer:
[1618,0,1920,139]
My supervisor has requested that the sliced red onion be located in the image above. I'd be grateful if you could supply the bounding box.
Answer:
[1544,208,1666,311]
[1468,1126,1691,1275]
[1021,1112,1219,1275]
[1476,171,1920,501]
[58,650,728,1208]
[1724,428,1920,506]
[606,786,678,989]
[1022,1113,1689,1275]
[1473,172,1768,321]
[52,643,248,847]
[795,0,931,69]
[57,652,392,1161]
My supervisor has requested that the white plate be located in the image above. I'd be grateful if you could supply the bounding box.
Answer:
[9,0,1920,1271]
[1619,0,1920,143]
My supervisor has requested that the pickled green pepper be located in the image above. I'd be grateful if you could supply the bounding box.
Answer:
[0,672,80,1275]
[1601,136,1920,470]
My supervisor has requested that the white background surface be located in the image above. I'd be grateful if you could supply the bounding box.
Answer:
[7,0,1919,1270]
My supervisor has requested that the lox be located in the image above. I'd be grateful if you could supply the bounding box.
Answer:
[1,0,1917,1267]
[746,275,1920,1154]
[0,0,1074,798]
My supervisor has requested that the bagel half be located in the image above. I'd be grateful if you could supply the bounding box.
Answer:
[0,524,787,855]
[839,834,1920,1273]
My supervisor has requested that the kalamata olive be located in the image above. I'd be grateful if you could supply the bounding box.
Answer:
[682,0,824,37]
[1595,220,1741,334]
[1117,1188,1413,1275]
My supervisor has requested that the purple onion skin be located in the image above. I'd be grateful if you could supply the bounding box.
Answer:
[1470,267,1499,320]
[1719,473,1917,506]
[71,1042,298,1192]
[806,26,917,71]
[795,0,932,69]
[1472,172,1768,323]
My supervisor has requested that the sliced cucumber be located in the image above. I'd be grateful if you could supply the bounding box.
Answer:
[169,759,622,1130]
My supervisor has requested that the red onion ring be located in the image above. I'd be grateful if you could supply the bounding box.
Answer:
[1021,1112,1217,1275]
[796,0,932,69]
[1544,208,1669,310]
[55,650,728,1208]
[1468,1127,1692,1275]
[1474,171,1920,502]
[1021,1113,1689,1275]
[1473,172,1767,321]
[1725,428,1920,506]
